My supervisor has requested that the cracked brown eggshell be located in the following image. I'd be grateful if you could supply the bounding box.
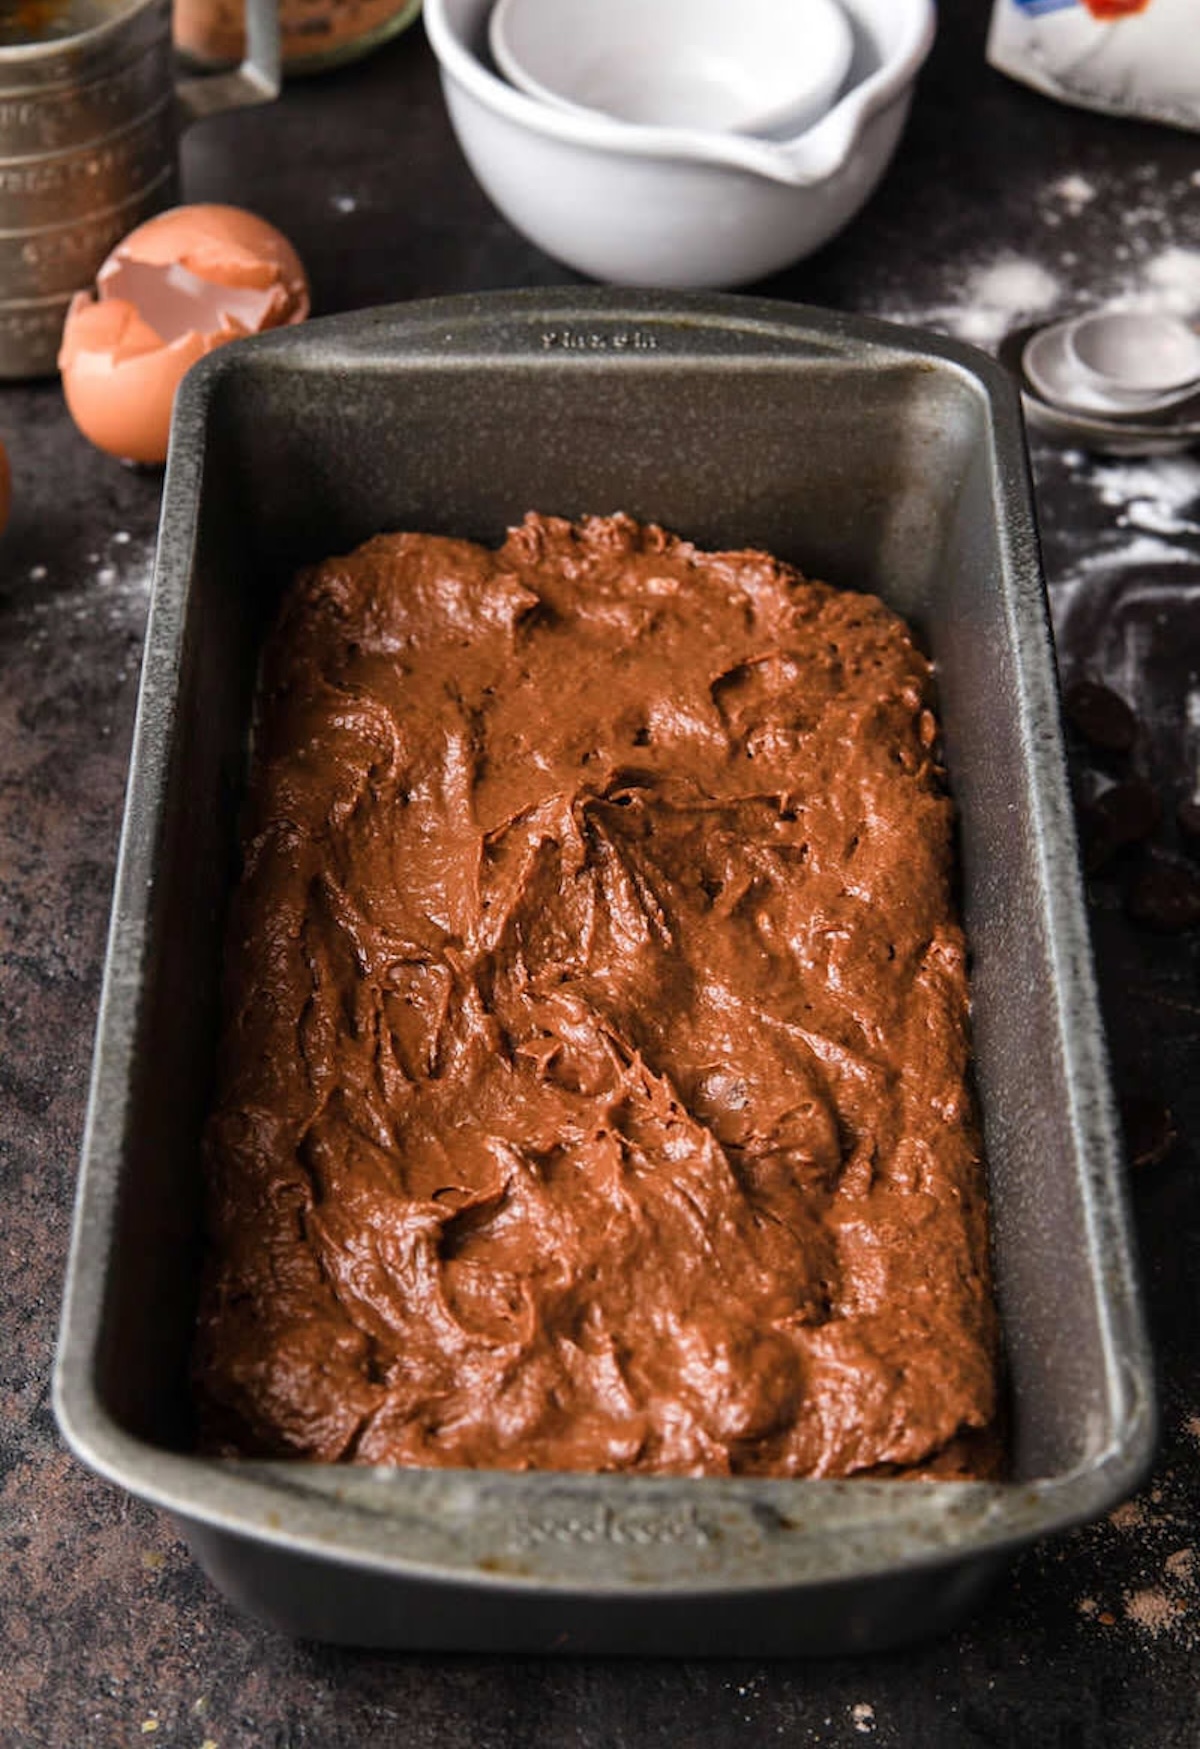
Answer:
[58,204,310,466]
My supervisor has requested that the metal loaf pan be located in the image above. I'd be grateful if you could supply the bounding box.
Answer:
[54,289,1155,1656]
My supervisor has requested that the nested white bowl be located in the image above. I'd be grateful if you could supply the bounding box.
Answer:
[423,0,935,289]
[488,0,855,139]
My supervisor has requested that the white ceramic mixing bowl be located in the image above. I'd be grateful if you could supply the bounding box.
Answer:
[488,0,855,139]
[423,0,935,289]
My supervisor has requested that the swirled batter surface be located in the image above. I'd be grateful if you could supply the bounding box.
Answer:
[195,513,999,1477]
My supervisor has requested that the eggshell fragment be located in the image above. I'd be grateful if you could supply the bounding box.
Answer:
[59,205,310,466]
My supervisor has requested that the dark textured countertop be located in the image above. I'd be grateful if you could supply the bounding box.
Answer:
[3,4,1199,1744]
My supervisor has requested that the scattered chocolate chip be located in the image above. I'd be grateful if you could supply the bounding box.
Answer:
[1062,679,1137,754]
[1178,798,1200,848]
[1079,779,1163,872]
[1127,857,1200,932]
[1119,1094,1178,1171]
[1095,779,1162,843]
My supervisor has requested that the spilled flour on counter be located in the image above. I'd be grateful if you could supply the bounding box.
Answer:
[868,131,1200,350]
[880,253,1063,351]
[25,529,153,623]
[1042,451,1200,645]
[1091,458,1200,539]
[1139,245,1200,315]
[1047,174,1097,213]
[947,256,1062,349]
[20,529,155,693]
[874,239,1200,349]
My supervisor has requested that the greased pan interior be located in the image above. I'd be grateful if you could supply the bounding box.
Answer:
[54,290,1155,1655]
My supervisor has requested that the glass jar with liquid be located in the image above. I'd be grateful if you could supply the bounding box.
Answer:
[173,0,423,74]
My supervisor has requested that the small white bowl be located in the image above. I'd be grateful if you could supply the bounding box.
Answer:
[488,0,855,139]
[424,0,935,289]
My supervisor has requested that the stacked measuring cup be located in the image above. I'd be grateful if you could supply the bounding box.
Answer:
[0,0,277,379]
[488,0,856,141]
[1013,307,1200,457]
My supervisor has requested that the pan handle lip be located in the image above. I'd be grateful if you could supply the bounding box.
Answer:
[173,287,1031,392]
[50,1371,1158,1597]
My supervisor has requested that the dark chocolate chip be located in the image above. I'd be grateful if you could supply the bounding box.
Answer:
[1084,780,1161,867]
[1178,798,1200,848]
[1127,858,1200,932]
[1119,1094,1178,1171]
[1062,679,1137,754]
[1078,780,1162,873]
[1091,779,1162,845]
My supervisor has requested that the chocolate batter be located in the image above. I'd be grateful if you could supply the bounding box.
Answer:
[195,513,999,1478]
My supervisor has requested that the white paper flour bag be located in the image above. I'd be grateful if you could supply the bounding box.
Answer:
[987,0,1200,132]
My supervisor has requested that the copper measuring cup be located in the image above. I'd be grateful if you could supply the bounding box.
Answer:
[0,0,280,378]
